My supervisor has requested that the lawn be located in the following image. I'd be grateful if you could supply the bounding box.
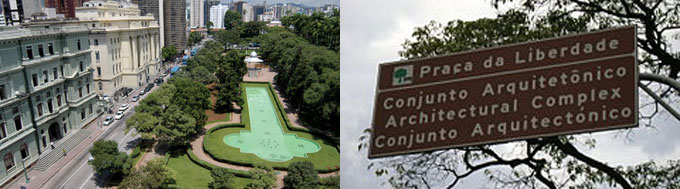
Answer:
[203,82,340,172]
[166,152,250,188]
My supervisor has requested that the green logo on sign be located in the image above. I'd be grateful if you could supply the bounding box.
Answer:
[393,65,413,86]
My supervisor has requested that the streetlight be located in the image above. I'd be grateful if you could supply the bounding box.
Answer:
[20,140,29,183]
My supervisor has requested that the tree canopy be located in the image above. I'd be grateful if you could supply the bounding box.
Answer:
[255,28,340,137]
[224,10,243,30]
[89,140,132,178]
[245,164,276,189]
[281,10,339,51]
[126,77,211,147]
[188,31,203,47]
[283,161,319,189]
[162,45,178,62]
[209,168,235,189]
[119,157,175,189]
[361,1,680,188]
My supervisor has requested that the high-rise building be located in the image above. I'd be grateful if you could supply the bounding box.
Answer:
[189,0,203,28]
[0,24,98,185]
[251,4,264,22]
[45,0,85,18]
[2,0,25,25]
[76,1,162,96]
[203,0,218,27]
[209,4,228,29]
[130,0,159,20]
[163,0,186,50]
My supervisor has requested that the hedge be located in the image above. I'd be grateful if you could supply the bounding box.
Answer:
[185,148,252,178]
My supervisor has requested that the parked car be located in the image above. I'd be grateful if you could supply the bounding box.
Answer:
[139,89,146,95]
[103,116,114,126]
[131,95,139,102]
[119,104,129,111]
[88,155,94,162]
[101,94,110,101]
[146,83,155,90]
[114,111,124,120]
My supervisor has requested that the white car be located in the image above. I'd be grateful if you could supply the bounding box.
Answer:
[103,116,113,126]
[118,104,129,111]
[131,95,139,102]
[114,111,124,120]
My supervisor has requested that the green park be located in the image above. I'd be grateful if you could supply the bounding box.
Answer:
[87,10,339,189]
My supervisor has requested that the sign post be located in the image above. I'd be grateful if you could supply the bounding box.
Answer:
[369,26,638,159]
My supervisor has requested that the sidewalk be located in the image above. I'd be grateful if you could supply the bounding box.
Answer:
[4,113,107,189]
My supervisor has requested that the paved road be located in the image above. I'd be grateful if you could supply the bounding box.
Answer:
[41,107,139,189]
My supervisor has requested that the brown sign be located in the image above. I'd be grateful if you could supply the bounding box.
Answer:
[369,26,638,158]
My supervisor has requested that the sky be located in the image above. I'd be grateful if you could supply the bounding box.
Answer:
[340,0,680,188]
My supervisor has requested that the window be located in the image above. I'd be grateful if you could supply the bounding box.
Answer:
[57,95,62,107]
[43,70,48,83]
[86,84,90,94]
[0,115,5,139]
[53,68,58,80]
[78,87,83,98]
[97,67,101,76]
[77,39,81,50]
[38,44,44,57]
[89,104,93,114]
[48,43,54,55]
[60,65,64,77]
[26,46,33,59]
[37,103,43,117]
[0,85,6,100]
[95,51,100,63]
[94,39,98,45]
[14,116,21,131]
[47,99,53,113]
[4,153,14,170]
[79,61,84,72]
[98,82,102,90]
[32,74,38,87]
[81,109,85,120]
[20,144,29,159]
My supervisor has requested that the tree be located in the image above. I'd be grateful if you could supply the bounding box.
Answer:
[125,112,158,140]
[360,2,680,188]
[188,31,203,47]
[281,11,339,51]
[284,161,319,189]
[162,45,178,62]
[125,78,210,147]
[209,168,235,189]
[207,21,214,34]
[318,175,339,189]
[189,66,216,84]
[239,21,267,39]
[246,164,276,189]
[215,29,242,50]
[223,10,242,30]
[89,140,132,178]
[119,157,175,189]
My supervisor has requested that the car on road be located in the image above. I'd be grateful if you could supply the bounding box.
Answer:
[88,155,94,162]
[131,95,139,102]
[139,89,146,95]
[103,116,114,126]
[146,83,155,90]
[114,111,124,120]
[101,94,110,101]
[119,104,129,111]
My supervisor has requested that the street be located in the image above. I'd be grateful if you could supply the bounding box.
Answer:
[41,107,138,189]
[40,63,177,189]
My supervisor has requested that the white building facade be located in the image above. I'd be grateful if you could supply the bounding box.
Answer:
[209,4,228,29]
[189,0,204,28]
[75,1,161,97]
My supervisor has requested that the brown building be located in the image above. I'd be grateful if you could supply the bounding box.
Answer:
[46,0,87,18]
[163,0,186,50]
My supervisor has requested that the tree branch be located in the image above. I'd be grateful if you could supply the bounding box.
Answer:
[639,83,680,121]
[548,138,632,189]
